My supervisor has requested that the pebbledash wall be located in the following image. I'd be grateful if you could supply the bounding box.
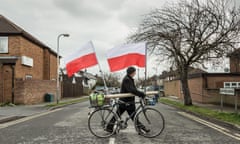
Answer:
[164,73,240,105]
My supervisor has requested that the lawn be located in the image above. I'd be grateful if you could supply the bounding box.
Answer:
[160,98,240,126]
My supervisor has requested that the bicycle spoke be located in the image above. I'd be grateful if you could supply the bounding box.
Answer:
[88,108,117,138]
[135,108,165,138]
[142,109,151,124]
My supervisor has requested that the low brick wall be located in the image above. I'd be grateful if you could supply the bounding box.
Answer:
[164,79,240,105]
[14,79,57,104]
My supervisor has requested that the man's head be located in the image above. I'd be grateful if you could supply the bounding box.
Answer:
[127,67,136,77]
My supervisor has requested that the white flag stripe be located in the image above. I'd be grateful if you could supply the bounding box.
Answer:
[64,41,95,64]
[107,42,146,58]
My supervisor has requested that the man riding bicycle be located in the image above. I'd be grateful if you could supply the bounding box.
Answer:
[106,66,150,134]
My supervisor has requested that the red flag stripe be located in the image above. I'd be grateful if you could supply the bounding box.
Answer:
[107,53,145,72]
[66,53,98,77]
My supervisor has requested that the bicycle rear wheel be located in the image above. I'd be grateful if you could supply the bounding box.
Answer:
[88,108,118,138]
[134,107,165,138]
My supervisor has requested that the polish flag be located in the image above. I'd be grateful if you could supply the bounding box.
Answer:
[107,42,146,72]
[64,41,98,77]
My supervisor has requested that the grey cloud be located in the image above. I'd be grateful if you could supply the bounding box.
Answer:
[117,0,169,27]
[53,0,126,20]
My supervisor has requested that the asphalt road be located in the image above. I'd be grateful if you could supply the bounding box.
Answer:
[0,101,239,144]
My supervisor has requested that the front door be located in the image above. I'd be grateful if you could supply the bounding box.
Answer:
[2,65,13,103]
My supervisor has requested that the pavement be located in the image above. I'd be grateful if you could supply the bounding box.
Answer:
[0,96,88,124]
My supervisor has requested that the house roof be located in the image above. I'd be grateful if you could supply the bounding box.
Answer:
[0,15,57,56]
[159,67,207,79]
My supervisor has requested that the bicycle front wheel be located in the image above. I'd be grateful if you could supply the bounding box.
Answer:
[134,107,165,138]
[88,108,118,138]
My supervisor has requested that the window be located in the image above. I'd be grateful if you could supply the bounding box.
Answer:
[231,82,237,88]
[224,82,240,88]
[25,75,32,80]
[224,82,230,88]
[0,37,8,53]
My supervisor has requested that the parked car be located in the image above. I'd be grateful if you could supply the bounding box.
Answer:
[94,86,105,93]
[108,87,120,94]
[145,85,165,102]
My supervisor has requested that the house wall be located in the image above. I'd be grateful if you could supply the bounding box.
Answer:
[17,36,44,79]
[0,35,57,80]
[0,35,57,104]
[230,57,240,73]
[14,79,57,104]
[164,80,182,98]
[188,77,203,103]
[49,53,57,80]
[164,74,240,105]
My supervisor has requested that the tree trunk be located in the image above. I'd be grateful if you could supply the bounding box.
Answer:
[180,70,192,106]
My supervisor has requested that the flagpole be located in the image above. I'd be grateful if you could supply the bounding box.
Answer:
[144,42,147,94]
[90,41,108,93]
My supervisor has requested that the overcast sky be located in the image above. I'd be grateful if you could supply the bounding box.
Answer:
[0,0,239,77]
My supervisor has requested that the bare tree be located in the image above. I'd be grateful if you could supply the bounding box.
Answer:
[130,0,240,105]
[97,73,121,88]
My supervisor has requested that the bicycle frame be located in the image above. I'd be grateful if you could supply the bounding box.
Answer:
[107,98,147,127]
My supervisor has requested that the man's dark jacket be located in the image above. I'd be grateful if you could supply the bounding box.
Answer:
[120,75,145,102]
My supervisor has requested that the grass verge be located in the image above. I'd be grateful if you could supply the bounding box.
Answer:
[46,97,89,108]
[0,102,16,107]
[160,98,240,126]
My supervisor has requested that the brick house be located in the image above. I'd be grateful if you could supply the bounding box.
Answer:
[162,56,240,105]
[0,15,57,104]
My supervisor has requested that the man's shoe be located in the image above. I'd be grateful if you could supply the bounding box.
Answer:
[105,128,113,133]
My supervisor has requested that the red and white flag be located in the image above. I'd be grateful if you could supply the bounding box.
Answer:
[64,41,98,77]
[107,42,146,72]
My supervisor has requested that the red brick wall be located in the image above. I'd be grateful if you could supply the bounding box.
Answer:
[50,53,57,80]
[206,75,240,89]
[43,49,50,80]
[0,36,57,80]
[164,80,182,98]
[164,74,240,105]
[230,57,240,73]
[188,77,203,103]
[16,37,44,79]
[14,79,57,104]
[0,66,2,102]
[0,35,58,104]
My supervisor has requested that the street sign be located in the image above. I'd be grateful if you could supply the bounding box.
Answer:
[219,88,235,95]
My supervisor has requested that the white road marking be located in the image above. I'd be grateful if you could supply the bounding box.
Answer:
[109,137,115,144]
[0,108,63,129]
[121,125,136,133]
[178,111,240,141]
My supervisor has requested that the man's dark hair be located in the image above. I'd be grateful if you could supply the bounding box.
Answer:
[127,67,136,75]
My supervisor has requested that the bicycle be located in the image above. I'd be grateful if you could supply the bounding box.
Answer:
[88,96,165,138]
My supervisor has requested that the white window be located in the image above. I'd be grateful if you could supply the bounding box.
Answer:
[224,82,240,88]
[231,82,237,88]
[0,37,8,53]
[224,82,230,88]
